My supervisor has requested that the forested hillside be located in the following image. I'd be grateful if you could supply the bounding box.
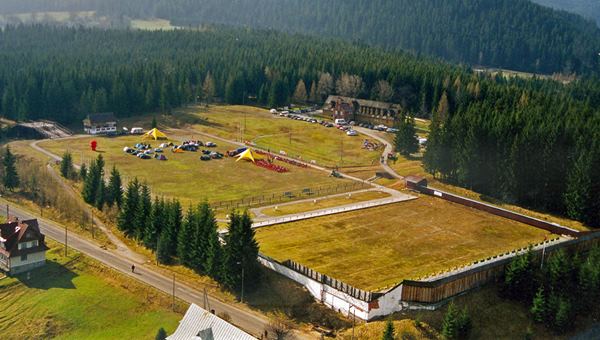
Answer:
[0,25,598,227]
[1,0,599,75]
[532,0,600,25]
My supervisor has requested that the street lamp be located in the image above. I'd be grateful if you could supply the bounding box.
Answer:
[237,261,245,303]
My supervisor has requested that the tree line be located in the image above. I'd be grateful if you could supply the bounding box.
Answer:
[503,246,600,334]
[76,153,260,291]
[1,0,599,74]
[1,25,599,227]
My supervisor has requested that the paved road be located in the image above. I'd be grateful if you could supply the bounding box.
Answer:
[2,199,315,339]
[354,127,403,179]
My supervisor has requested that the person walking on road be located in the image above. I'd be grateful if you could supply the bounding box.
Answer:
[131,264,135,273]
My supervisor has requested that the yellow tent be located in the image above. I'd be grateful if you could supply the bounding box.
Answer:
[236,149,263,163]
[143,128,168,140]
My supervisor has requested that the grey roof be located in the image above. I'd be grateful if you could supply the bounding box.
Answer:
[324,95,401,110]
[167,304,256,340]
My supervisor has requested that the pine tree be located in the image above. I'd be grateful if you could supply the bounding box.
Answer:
[503,247,535,301]
[381,319,395,340]
[268,79,287,108]
[151,116,158,129]
[457,307,472,339]
[2,146,19,191]
[144,197,164,250]
[106,166,123,208]
[225,74,245,104]
[553,297,572,332]
[60,151,74,179]
[531,286,546,323]
[441,302,459,339]
[293,79,307,103]
[163,199,183,258]
[155,327,167,340]
[202,72,216,106]
[564,146,591,221]
[203,204,224,280]
[118,178,140,237]
[94,177,105,210]
[192,202,210,273]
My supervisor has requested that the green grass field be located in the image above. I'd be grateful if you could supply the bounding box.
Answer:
[187,105,380,167]
[260,190,391,217]
[38,133,351,204]
[256,196,551,291]
[0,241,181,339]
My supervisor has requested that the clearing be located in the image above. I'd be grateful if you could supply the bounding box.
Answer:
[37,132,352,204]
[256,196,552,291]
[0,240,181,339]
[187,105,380,167]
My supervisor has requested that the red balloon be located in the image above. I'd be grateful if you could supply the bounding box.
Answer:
[90,140,98,151]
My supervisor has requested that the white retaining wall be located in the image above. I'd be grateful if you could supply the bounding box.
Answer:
[258,255,403,321]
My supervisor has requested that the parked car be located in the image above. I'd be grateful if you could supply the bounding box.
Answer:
[334,118,348,125]
[386,128,399,133]
[346,130,358,136]
[130,127,144,134]
[200,155,211,161]
[205,142,217,147]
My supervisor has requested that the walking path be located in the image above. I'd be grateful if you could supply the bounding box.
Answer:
[354,127,404,179]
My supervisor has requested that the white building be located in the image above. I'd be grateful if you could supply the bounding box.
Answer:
[83,112,117,135]
[0,218,48,275]
[168,304,256,340]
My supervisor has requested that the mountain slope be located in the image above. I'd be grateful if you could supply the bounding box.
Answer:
[532,0,600,26]
[1,0,600,75]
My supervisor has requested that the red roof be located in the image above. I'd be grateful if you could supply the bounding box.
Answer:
[0,219,48,257]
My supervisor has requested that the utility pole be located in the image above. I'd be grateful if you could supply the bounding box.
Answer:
[64,224,68,257]
[6,204,9,221]
[172,273,176,311]
[241,267,245,303]
[91,209,95,239]
[340,134,344,164]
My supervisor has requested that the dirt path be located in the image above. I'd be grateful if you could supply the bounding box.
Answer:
[354,127,404,179]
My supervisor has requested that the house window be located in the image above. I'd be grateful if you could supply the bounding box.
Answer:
[21,253,27,261]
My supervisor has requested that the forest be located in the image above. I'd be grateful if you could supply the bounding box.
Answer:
[532,0,600,25]
[0,25,598,227]
[1,0,599,75]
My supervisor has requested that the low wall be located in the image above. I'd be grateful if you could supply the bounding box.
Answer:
[409,184,580,237]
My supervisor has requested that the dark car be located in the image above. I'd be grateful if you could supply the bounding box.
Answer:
[200,155,212,161]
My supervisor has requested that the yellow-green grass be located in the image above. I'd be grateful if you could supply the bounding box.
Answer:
[131,18,178,31]
[256,196,552,291]
[260,190,391,217]
[187,105,380,167]
[0,240,181,339]
[37,133,350,204]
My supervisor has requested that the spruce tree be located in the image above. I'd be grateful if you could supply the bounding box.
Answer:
[192,202,210,273]
[151,116,158,129]
[163,199,183,258]
[106,166,123,208]
[79,163,88,181]
[441,302,459,339]
[224,210,260,290]
[135,183,152,240]
[203,204,225,280]
[394,114,419,156]
[94,177,105,210]
[457,307,472,339]
[144,197,165,250]
[564,146,591,221]
[503,247,534,301]
[118,178,140,237]
[2,145,19,191]
[60,151,74,179]
[382,319,395,340]
[531,286,546,323]
[177,205,196,266]
[553,297,572,332]
[156,229,171,264]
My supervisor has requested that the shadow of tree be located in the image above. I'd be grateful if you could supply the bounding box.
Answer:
[16,260,78,290]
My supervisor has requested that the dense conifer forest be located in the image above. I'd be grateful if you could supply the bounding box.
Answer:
[1,0,600,74]
[0,25,598,227]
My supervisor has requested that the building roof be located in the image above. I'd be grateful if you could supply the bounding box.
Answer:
[83,112,117,125]
[167,304,256,340]
[0,219,48,257]
[325,95,401,110]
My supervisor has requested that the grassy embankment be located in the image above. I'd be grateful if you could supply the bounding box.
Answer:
[0,240,182,339]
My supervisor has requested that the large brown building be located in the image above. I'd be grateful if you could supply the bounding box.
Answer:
[323,95,402,125]
[0,218,48,275]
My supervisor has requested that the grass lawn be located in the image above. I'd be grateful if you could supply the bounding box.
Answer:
[260,190,391,217]
[187,105,380,167]
[37,133,351,204]
[256,196,551,291]
[0,240,182,339]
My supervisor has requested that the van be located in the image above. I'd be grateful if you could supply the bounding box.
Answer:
[131,127,144,134]
[334,119,347,125]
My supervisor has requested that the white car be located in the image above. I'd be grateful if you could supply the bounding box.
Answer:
[346,130,358,136]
